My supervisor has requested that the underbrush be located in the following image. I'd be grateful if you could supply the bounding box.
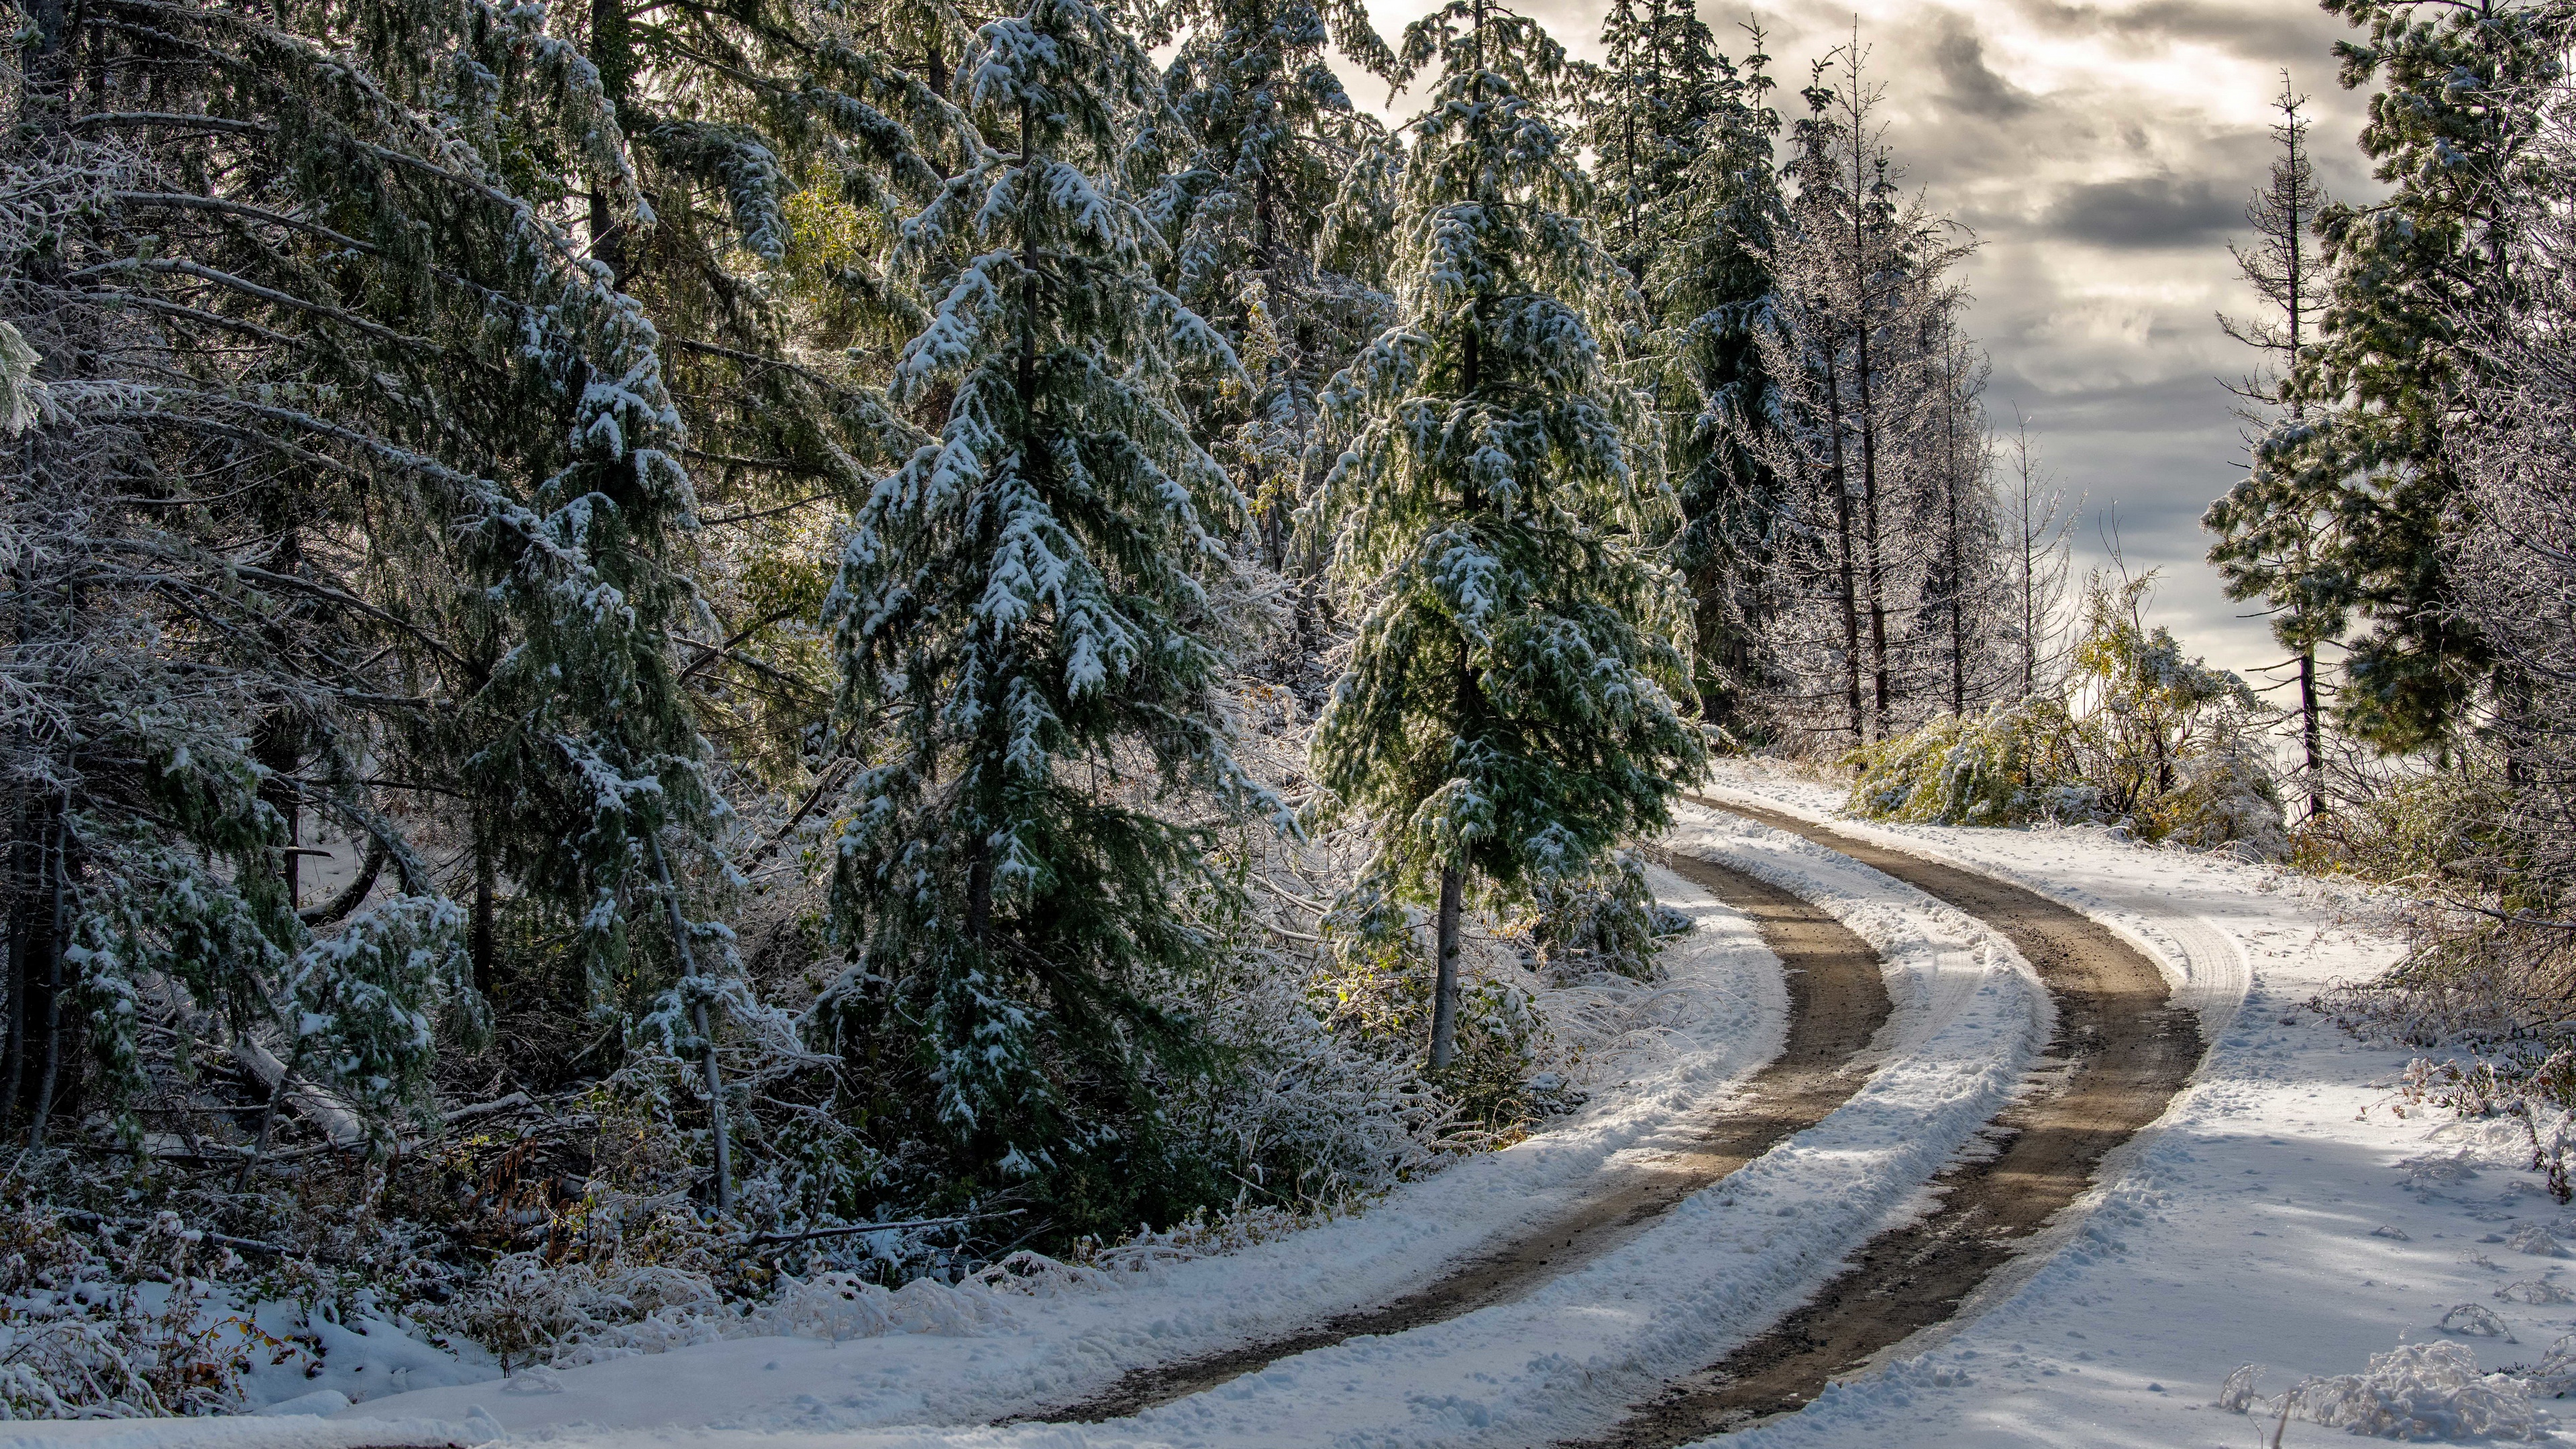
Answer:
[1834,574,2290,860]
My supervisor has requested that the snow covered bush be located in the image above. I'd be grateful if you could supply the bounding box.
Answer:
[2224,1342,2552,1441]
[1522,852,1690,983]
[1841,697,2078,828]
[0,1207,254,1419]
[1842,572,2288,858]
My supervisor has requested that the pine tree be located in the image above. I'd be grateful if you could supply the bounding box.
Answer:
[1148,0,1396,580]
[1584,0,1723,283]
[1623,21,1785,731]
[1,0,729,1163]
[2278,0,2561,753]
[1307,0,1706,1069]
[2206,73,2339,815]
[820,0,1273,1211]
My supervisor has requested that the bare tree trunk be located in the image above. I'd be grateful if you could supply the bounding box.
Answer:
[1823,354,1862,745]
[2299,648,2323,818]
[27,800,69,1148]
[1429,864,1464,1069]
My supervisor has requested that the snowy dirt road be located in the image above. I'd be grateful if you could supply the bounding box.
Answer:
[1574,798,2205,1445]
[1027,857,1895,1424]
[48,771,2543,1449]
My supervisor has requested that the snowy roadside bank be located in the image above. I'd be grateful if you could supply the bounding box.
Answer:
[186,863,1790,1442]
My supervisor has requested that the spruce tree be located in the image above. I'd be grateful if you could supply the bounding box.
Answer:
[1148,0,1395,577]
[821,0,1271,1210]
[2205,74,2339,815]
[1,0,731,1165]
[1307,0,1706,1069]
[1662,33,1786,730]
[2277,0,2561,753]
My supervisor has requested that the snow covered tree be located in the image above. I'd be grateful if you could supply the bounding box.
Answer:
[1147,0,1395,580]
[0,0,751,1189]
[1911,319,2006,720]
[1307,0,1707,1069]
[1743,42,1970,747]
[1583,0,1723,284]
[1999,420,2076,701]
[819,0,1275,1214]
[2275,0,2563,753]
[2206,73,2340,816]
[1619,21,1785,731]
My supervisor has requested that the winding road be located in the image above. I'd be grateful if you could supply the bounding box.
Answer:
[1562,796,2206,1444]
[1036,794,2208,1442]
[1026,851,1898,1424]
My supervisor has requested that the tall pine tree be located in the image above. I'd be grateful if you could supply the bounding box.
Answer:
[820,0,1273,1212]
[1308,0,1705,1068]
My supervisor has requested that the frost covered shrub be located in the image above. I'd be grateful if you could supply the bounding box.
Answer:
[1841,697,2076,827]
[2222,1342,2550,1441]
[1842,573,2288,858]
[1523,853,1689,982]
[2149,732,2291,861]
[1165,945,1442,1207]
[0,1207,253,1419]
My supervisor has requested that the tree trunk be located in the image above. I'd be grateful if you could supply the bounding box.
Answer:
[1823,354,1862,745]
[470,848,496,999]
[1429,864,1464,1070]
[2300,647,2323,818]
[649,833,731,1214]
[27,800,71,1147]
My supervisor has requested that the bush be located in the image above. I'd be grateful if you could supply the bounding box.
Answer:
[1842,572,2289,859]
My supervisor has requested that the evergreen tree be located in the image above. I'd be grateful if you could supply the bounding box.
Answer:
[2273,0,2563,753]
[820,0,1273,1212]
[1584,0,1723,284]
[1307,0,1706,1069]
[2205,73,2339,815]
[1621,20,1786,731]
[1,0,733,1167]
[1148,0,1396,578]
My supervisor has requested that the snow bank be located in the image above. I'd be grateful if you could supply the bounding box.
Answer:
[273,863,1786,1440]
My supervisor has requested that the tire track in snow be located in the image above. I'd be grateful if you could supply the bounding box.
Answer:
[1019,857,1895,1424]
[1564,798,2205,1446]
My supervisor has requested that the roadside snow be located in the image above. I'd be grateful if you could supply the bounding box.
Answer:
[266,863,1797,1441]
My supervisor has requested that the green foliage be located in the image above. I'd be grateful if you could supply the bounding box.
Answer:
[817,0,1275,1216]
[2245,0,2565,753]
[1523,850,1681,981]
[1308,0,1708,910]
[1841,696,2085,828]
[1844,573,2288,858]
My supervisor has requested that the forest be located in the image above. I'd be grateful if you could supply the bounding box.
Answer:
[3,0,2575,1430]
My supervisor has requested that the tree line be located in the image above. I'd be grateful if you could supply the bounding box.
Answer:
[0,0,2063,1260]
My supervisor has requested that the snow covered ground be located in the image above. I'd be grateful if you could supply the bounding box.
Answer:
[1693,763,2566,1448]
[17,761,2573,1448]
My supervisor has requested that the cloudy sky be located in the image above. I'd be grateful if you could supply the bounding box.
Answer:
[1356,0,2380,688]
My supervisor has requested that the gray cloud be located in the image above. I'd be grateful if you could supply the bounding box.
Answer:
[1930,17,2038,118]
[2012,0,2347,66]
[2042,174,2245,248]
